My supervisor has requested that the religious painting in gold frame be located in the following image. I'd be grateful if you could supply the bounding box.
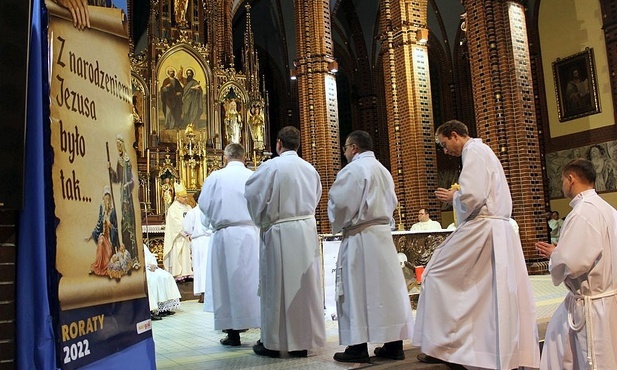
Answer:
[156,48,208,143]
[552,48,601,122]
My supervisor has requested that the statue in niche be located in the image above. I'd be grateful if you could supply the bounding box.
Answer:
[132,95,144,156]
[160,175,175,215]
[248,103,265,149]
[174,0,189,27]
[224,99,242,144]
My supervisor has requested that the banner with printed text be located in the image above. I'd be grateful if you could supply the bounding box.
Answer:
[47,2,151,368]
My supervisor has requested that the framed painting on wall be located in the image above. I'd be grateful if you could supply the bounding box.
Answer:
[552,47,601,122]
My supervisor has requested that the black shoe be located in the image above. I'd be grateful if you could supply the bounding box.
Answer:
[253,340,280,358]
[223,329,248,333]
[416,352,445,364]
[374,340,405,360]
[333,343,370,363]
[220,335,241,346]
[150,313,162,321]
[289,350,308,358]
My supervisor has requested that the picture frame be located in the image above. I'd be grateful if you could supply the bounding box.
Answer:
[552,47,601,122]
[156,47,209,143]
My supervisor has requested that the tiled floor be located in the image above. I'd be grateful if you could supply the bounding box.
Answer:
[152,275,567,369]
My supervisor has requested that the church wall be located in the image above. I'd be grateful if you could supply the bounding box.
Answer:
[538,0,617,214]
[539,0,614,137]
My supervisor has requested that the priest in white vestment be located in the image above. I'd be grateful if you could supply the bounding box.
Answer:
[328,130,414,363]
[245,126,326,357]
[198,143,260,346]
[163,182,193,279]
[547,211,563,244]
[414,120,540,369]
[182,191,211,303]
[410,209,443,231]
[536,158,617,370]
[144,244,181,319]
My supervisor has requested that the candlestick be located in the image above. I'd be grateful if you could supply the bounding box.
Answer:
[146,148,150,173]
[397,203,405,231]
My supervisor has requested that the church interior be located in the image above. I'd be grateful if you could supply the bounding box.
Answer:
[130,0,617,275]
[2,0,617,368]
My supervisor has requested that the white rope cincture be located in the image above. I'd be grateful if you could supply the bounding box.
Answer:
[567,289,617,370]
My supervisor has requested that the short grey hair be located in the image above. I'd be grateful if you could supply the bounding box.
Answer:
[224,143,245,160]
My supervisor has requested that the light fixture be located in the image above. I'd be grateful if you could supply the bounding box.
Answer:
[290,68,297,80]
[416,28,428,45]
[328,60,339,73]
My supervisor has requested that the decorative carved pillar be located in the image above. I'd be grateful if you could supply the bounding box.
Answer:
[211,0,234,68]
[293,0,341,233]
[462,0,547,264]
[379,0,439,229]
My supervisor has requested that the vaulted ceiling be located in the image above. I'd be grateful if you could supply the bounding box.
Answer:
[231,0,466,82]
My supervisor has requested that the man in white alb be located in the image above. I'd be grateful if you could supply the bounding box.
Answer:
[414,120,540,369]
[536,158,617,369]
[410,209,442,231]
[328,130,414,363]
[245,126,326,358]
[198,143,260,346]
[182,190,211,304]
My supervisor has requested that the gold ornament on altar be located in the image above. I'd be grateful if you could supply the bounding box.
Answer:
[177,126,207,190]
[248,103,265,150]
[174,0,189,28]
[396,203,405,231]
[223,98,242,144]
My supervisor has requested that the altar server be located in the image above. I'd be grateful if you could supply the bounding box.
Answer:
[328,130,414,363]
[198,143,260,346]
[182,190,211,303]
[245,126,326,357]
[536,158,617,370]
[414,120,540,369]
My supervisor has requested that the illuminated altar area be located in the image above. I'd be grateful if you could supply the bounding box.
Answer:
[131,2,270,235]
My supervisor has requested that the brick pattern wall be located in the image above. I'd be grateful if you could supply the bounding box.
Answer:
[527,3,552,215]
[379,0,439,228]
[375,56,392,169]
[453,38,477,135]
[427,34,454,124]
[462,0,547,261]
[294,0,341,234]
[339,0,380,143]
[0,211,16,369]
